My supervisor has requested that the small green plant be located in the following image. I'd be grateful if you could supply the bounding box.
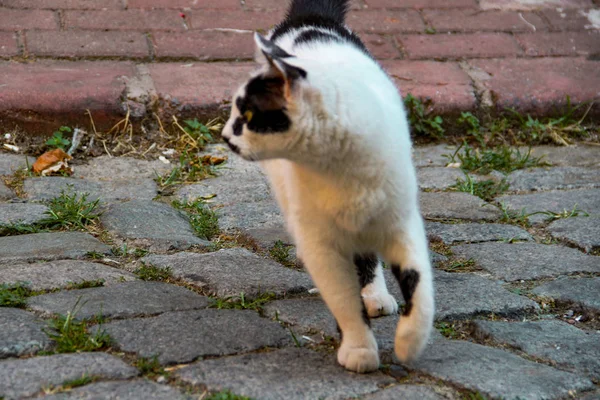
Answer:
[0,223,44,237]
[135,356,167,378]
[61,374,95,390]
[211,292,275,311]
[451,173,509,202]
[527,204,589,222]
[65,280,105,290]
[457,112,485,146]
[497,203,530,228]
[86,251,104,260]
[0,282,32,307]
[205,391,253,400]
[155,152,218,189]
[404,94,445,139]
[183,119,214,146]
[173,199,219,240]
[41,191,101,231]
[46,126,72,151]
[436,322,461,339]
[134,264,173,282]
[269,240,295,268]
[438,258,479,273]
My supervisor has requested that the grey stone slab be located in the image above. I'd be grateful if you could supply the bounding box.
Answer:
[420,192,501,221]
[532,277,600,313]
[27,281,210,320]
[0,308,51,358]
[200,144,266,181]
[548,216,600,253]
[507,167,600,192]
[0,181,14,200]
[264,298,339,338]
[580,392,600,400]
[473,319,600,379]
[217,200,285,231]
[0,153,35,175]
[40,379,190,400]
[413,144,456,168]
[101,200,210,252]
[0,203,49,226]
[0,232,110,265]
[75,155,173,180]
[362,385,447,400]
[0,260,136,291]
[417,167,464,190]
[244,224,293,249]
[412,336,594,400]
[175,347,395,400]
[0,352,138,400]
[142,248,314,298]
[452,242,600,281]
[497,189,600,224]
[23,177,158,203]
[530,145,600,168]
[176,175,272,205]
[426,222,532,244]
[95,309,292,365]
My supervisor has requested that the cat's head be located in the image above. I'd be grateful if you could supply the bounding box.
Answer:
[222,33,318,161]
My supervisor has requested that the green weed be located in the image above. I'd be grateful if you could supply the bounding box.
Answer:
[183,119,214,147]
[210,292,275,312]
[173,199,219,240]
[65,280,105,290]
[269,240,295,268]
[135,356,167,378]
[457,112,485,146]
[436,322,461,339]
[46,126,71,151]
[404,94,445,140]
[451,173,509,202]
[205,391,253,400]
[497,203,531,228]
[0,223,44,237]
[155,152,218,189]
[445,142,547,174]
[526,204,589,222]
[134,264,173,282]
[0,282,32,307]
[438,258,480,273]
[41,191,101,231]
[61,374,95,390]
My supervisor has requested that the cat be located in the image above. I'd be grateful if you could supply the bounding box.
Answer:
[221,0,434,373]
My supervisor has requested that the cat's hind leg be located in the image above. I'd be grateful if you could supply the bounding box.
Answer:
[383,215,434,363]
[355,253,399,317]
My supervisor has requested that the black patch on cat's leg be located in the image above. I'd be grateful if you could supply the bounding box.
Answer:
[391,265,419,316]
[354,253,378,288]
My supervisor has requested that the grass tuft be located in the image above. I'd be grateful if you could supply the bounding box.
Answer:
[173,199,219,240]
[41,191,101,231]
[0,282,32,307]
[134,264,173,282]
[445,143,547,175]
[135,355,167,378]
[404,94,445,140]
[205,391,254,400]
[450,173,509,202]
[437,258,480,273]
[61,374,95,390]
[269,240,296,269]
[210,292,275,312]
[65,280,105,290]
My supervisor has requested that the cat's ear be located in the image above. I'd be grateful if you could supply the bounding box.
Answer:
[254,33,307,82]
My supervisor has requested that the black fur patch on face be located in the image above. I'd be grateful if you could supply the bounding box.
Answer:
[236,76,291,134]
[222,136,240,154]
[354,253,378,288]
[232,117,244,136]
[391,265,420,316]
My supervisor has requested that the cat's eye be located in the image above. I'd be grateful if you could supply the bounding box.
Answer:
[243,110,253,122]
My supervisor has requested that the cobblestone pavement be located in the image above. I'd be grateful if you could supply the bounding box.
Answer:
[1,143,599,400]
[0,0,599,133]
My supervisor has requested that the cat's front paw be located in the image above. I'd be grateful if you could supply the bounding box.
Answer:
[337,338,380,373]
[362,291,399,318]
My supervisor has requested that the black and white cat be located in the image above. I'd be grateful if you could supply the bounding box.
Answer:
[222,0,434,373]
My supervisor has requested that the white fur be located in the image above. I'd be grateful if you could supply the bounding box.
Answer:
[222,31,434,373]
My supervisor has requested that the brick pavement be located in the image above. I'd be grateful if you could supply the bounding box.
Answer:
[0,0,598,133]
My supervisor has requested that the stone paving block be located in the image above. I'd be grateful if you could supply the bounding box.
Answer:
[547,216,600,253]
[541,8,594,31]
[362,34,401,59]
[362,385,447,400]
[142,248,313,298]
[480,0,594,9]
[129,0,241,8]
[101,200,210,251]
[497,189,600,224]
[426,222,532,244]
[0,203,49,226]
[152,30,254,60]
[473,319,600,379]
[452,242,600,281]
[0,352,138,400]
[364,0,477,7]
[0,232,110,265]
[420,192,501,221]
[423,9,545,32]
[412,144,455,168]
[0,260,136,291]
[40,379,190,400]
[417,167,464,190]
[400,33,522,60]
[264,298,339,338]
[217,200,285,231]
[516,31,600,57]
[175,175,271,205]
[28,281,210,320]
[0,153,36,175]
[75,155,173,180]
[532,277,600,313]
[347,9,424,33]
[0,9,58,30]
[0,0,123,9]
[0,308,51,359]
[530,145,600,168]
[175,347,395,400]
[63,9,188,31]
[23,176,158,202]
[0,32,18,57]
[580,392,600,400]
[0,182,13,200]
[507,167,600,192]
[243,225,293,249]
[412,336,594,400]
[96,309,292,365]
[189,9,284,31]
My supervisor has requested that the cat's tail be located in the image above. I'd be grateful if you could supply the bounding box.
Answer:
[287,0,351,23]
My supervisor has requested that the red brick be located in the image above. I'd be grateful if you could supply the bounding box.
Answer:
[0,0,122,9]
[0,32,19,57]
[362,34,400,59]
[480,0,593,10]
[0,9,58,30]
[516,31,600,56]
[64,10,187,31]
[364,0,476,8]
[128,0,241,9]
[189,10,284,31]
[541,9,594,31]
[469,57,600,114]
[380,60,475,113]
[0,60,134,116]
[244,0,363,10]
[400,33,522,59]
[152,31,254,60]
[26,30,150,58]
[149,62,255,117]
[424,10,546,32]
[347,10,424,33]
